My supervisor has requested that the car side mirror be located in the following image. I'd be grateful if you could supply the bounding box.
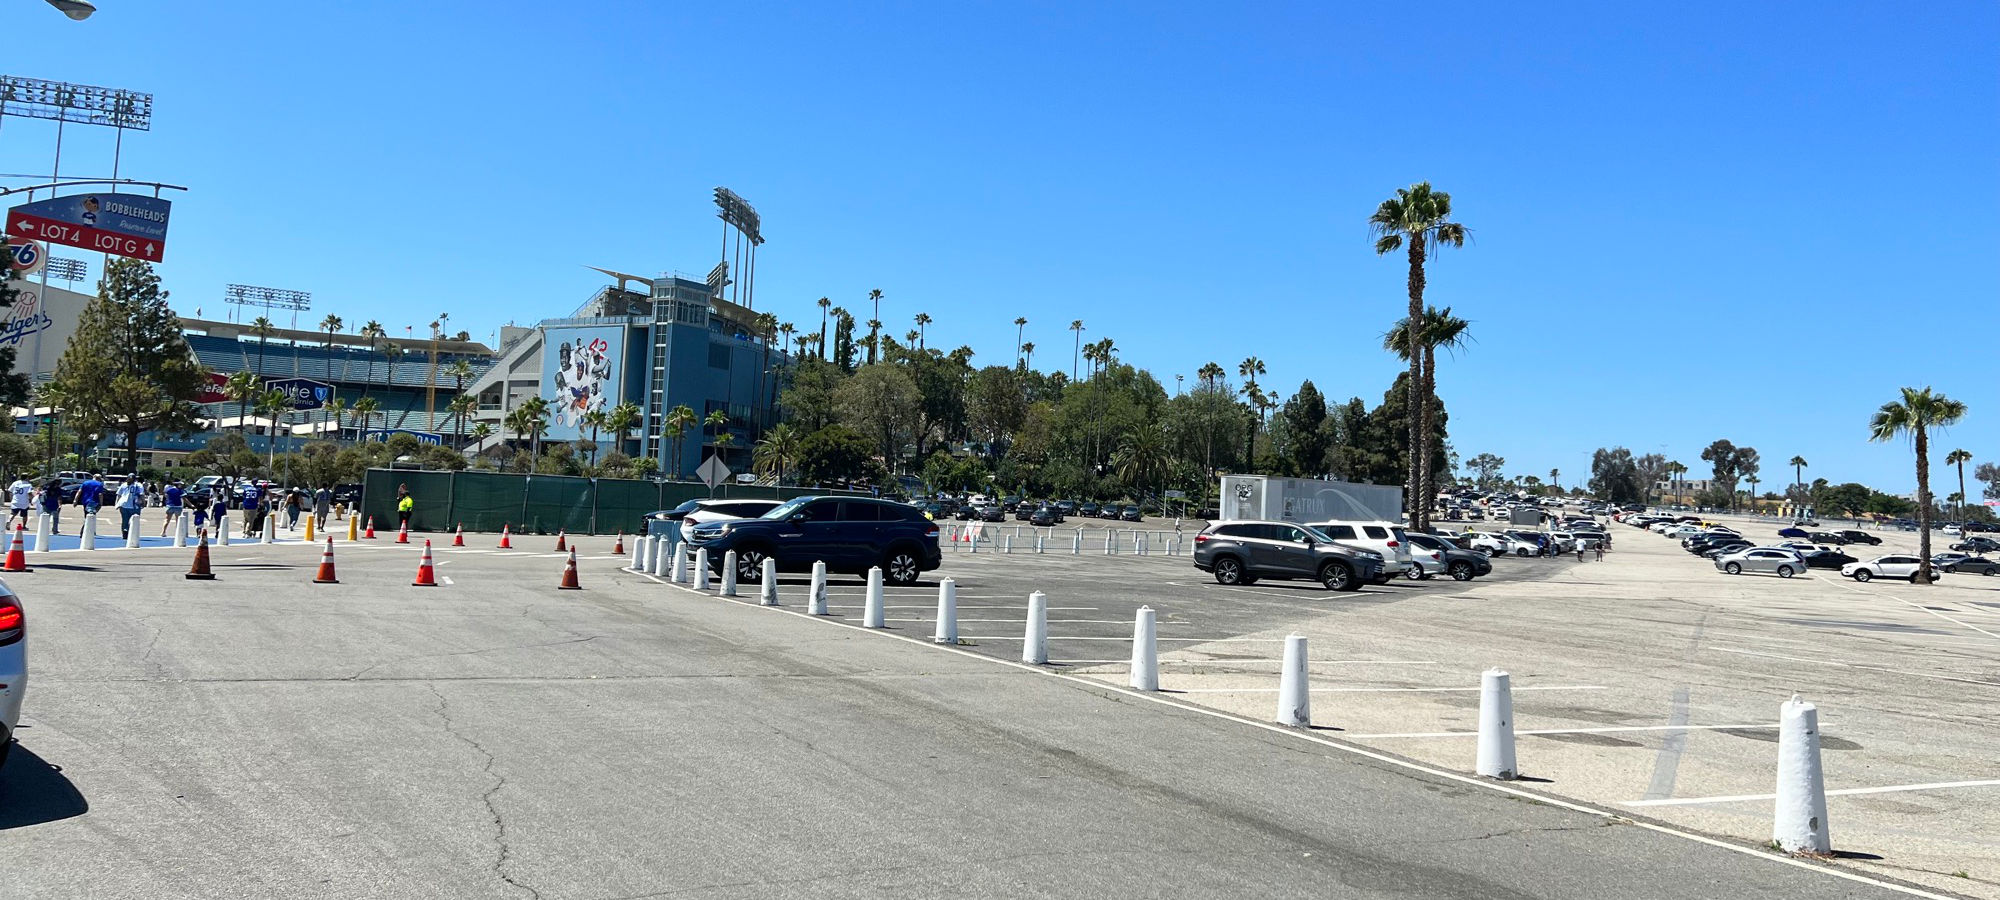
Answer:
[788,515,805,527]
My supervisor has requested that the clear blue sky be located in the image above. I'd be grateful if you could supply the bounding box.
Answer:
[3,1,1993,493]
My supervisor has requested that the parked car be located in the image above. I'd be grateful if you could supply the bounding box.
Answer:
[1078,502,1101,518]
[1937,554,2000,576]
[1836,529,1883,546]
[1015,503,1038,522]
[1841,554,1937,583]
[1950,537,2000,554]
[978,505,1006,523]
[1405,532,1493,581]
[1808,531,1848,545]
[1776,526,1809,539]
[1098,503,1122,520]
[1028,505,1058,527]
[1700,541,1755,559]
[0,582,20,768]
[1461,531,1513,556]
[1802,549,1857,569]
[1191,520,1385,591]
[646,498,785,543]
[1307,520,1416,580]
[686,496,942,585]
[1119,504,1143,522]
[1713,546,1807,578]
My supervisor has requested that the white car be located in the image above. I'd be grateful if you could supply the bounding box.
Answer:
[1306,520,1415,581]
[1714,546,1807,578]
[678,499,783,543]
[1841,555,1940,583]
[1942,525,1963,536]
[0,581,23,768]
[1461,531,1513,555]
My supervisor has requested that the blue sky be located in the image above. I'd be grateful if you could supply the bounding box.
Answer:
[3,1,1993,493]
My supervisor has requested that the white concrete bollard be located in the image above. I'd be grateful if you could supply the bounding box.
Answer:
[649,536,668,578]
[34,512,51,553]
[1129,606,1159,691]
[630,533,647,571]
[1476,668,1518,780]
[1023,591,1049,664]
[1773,694,1831,854]
[1104,530,1114,555]
[174,513,189,549]
[1073,529,1081,554]
[934,578,958,643]
[808,560,829,615]
[968,529,978,554]
[215,514,229,547]
[863,567,886,628]
[1035,534,1044,554]
[721,550,739,596]
[126,519,142,549]
[759,558,779,606]
[80,514,97,550]
[1137,533,1148,556]
[667,540,685,581]
[1276,634,1311,727]
[693,548,710,590]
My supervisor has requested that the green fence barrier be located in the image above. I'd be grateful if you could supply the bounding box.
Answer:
[449,470,525,534]
[361,468,869,535]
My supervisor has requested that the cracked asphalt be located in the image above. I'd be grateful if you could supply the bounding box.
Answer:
[0,524,1944,899]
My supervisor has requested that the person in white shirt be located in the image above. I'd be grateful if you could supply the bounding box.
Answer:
[7,474,31,528]
[115,475,146,540]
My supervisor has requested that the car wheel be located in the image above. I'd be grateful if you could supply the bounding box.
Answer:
[1777,566,1794,579]
[1853,570,1872,582]
[1449,561,1475,581]
[1516,548,1531,557]
[1319,561,1356,592]
[1212,556,1244,585]
[734,547,768,583]
[1404,564,1425,580]
[1724,562,1742,575]
[882,548,922,586]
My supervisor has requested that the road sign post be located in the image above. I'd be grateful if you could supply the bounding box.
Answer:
[696,455,731,496]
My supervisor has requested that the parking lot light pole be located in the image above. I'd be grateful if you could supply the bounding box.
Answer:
[46,0,95,19]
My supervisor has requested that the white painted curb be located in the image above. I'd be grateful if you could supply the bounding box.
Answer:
[1774,694,1831,854]
[721,550,738,597]
[759,558,779,606]
[1476,668,1518,780]
[1129,606,1158,691]
[1023,590,1049,664]
[933,578,958,644]
[1276,634,1310,727]
[808,560,829,616]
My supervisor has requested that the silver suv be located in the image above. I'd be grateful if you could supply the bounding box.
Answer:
[1191,521,1386,592]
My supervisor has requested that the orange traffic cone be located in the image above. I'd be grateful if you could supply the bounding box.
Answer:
[185,531,216,580]
[364,516,377,539]
[3,524,30,573]
[452,524,465,547]
[612,532,624,555]
[558,547,581,590]
[312,537,340,584]
[554,530,567,552]
[395,521,410,544]
[498,525,512,549]
[412,539,439,587]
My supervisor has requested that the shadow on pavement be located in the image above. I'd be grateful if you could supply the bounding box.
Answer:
[0,742,89,829]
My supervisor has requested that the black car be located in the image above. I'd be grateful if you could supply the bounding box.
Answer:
[1950,537,2000,554]
[686,496,942,585]
[1837,529,1883,546]
[1405,532,1493,581]
[1808,531,1848,545]
[1940,554,2000,576]
[1015,503,1038,522]
[954,505,977,521]
[1119,504,1143,522]
[1029,506,1058,527]
[978,505,1006,523]
[1701,541,1753,559]
[1191,520,1385,591]
[1098,503,1122,520]
[1001,495,1022,512]
[1054,500,1076,516]
[1803,549,1857,569]
[1078,502,1100,518]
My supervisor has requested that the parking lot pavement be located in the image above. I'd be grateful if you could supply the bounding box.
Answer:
[673,532,2000,899]
[2,527,1947,899]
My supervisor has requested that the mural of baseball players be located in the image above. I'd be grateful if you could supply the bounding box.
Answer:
[551,336,613,429]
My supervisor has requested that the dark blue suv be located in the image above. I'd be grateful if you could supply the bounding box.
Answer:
[687,496,942,585]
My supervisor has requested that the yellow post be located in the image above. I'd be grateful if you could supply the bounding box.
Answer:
[348,514,359,542]
[304,514,315,542]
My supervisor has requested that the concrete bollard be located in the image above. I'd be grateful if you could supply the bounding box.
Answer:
[215,514,229,547]
[1104,530,1114,555]
[174,513,189,549]
[1129,606,1159,691]
[863,567,886,628]
[631,533,647,571]
[1073,529,1081,555]
[721,550,739,596]
[808,560,829,615]
[1773,694,1831,854]
[668,540,686,582]
[1023,591,1049,664]
[934,578,958,643]
[1476,668,1518,780]
[1004,534,1012,554]
[80,514,97,551]
[968,528,978,554]
[1137,532,1148,556]
[1035,534,1044,554]
[759,558,779,606]
[126,520,141,549]
[649,536,668,578]
[1276,634,1311,727]
[264,516,277,544]
[34,512,51,553]
[693,548,710,590]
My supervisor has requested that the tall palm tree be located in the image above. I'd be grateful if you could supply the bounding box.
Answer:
[753,422,802,484]
[1197,361,1226,477]
[351,397,380,441]
[1238,356,1265,465]
[470,422,493,455]
[446,394,477,451]
[1789,455,1808,499]
[250,315,275,376]
[255,388,290,475]
[319,314,343,352]
[702,409,729,462]
[502,406,530,452]
[323,397,347,441]
[225,370,261,440]
[1383,306,1471,526]
[358,320,387,398]
[816,296,832,360]
[1746,475,1760,509]
[914,312,931,351]
[1370,182,1467,522]
[1550,469,1560,490]
[1069,319,1084,382]
[1019,341,1035,372]
[1013,316,1028,365]
[1946,449,1973,520]
[866,289,884,365]
[663,404,697,478]
[1869,387,1967,584]
[750,311,779,426]
[1114,425,1171,500]
[607,401,641,461]
[1664,461,1687,505]
[580,409,608,465]
[518,396,551,463]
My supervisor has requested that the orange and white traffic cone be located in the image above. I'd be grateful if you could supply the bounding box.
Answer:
[554,530,567,552]
[395,521,410,544]
[452,524,465,547]
[364,516,377,539]
[312,537,340,584]
[558,548,581,590]
[497,525,512,549]
[412,539,439,587]
[185,531,216,580]
[3,524,30,573]
[612,532,624,555]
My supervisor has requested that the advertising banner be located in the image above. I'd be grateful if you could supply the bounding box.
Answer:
[0,281,87,375]
[7,193,171,262]
[539,325,625,441]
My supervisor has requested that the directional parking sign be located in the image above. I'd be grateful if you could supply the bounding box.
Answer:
[7,193,171,262]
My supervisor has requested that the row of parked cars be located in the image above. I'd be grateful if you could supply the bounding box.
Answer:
[1191,517,1503,592]
[1617,510,1992,582]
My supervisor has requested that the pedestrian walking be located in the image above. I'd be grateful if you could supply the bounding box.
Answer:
[76,472,105,517]
[39,476,64,535]
[1594,542,1605,561]
[160,480,184,536]
[312,485,331,530]
[284,489,303,530]
[115,475,145,540]
[188,488,211,532]
[241,480,264,537]
[7,473,32,528]
[1576,542,1586,562]
[396,483,414,531]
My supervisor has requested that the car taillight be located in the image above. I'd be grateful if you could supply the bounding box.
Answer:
[0,595,20,646]
[925,525,939,537]
[1385,540,1399,548]
[1194,533,1210,543]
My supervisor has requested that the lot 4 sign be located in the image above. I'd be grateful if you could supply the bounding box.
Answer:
[7,193,171,262]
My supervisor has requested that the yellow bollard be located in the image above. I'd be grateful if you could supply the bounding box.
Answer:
[304,514,315,542]
[348,514,359,542]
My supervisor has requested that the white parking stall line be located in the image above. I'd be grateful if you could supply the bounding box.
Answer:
[1813,574,2000,641]
[1173,685,1609,694]
[957,636,1290,643]
[440,576,454,585]
[1624,780,2000,808]
[1354,723,1786,740]
[1059,659,1442,666]
[1708,646,2000,688]
[820,604,1096,611]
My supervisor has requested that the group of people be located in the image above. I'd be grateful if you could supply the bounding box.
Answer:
[4,473,342,541]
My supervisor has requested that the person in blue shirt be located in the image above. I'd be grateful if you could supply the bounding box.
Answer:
[241,480,263,538]
[115,475,145,540]
[76,472,105,516]
[160,480,185,537]
[38,477,63,535]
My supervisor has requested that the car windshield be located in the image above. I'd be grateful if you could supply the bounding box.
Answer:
[1299,524,1337,543]
[763,497,813,520]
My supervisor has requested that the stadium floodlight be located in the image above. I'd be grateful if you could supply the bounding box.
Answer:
[45,257,85,282]
[46,0,95,20]
[0,75,148,130]
[712,187,763,246]
[224,284,311,312]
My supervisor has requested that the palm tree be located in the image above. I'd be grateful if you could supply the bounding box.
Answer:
[358,320,386,397]
[225,370,261,440]
[1238,356,1265,465]
[663,404,697,478]
[702,409,729,463]
[1114,425,1171,500]
[1013,316,1028,365]
[914,312,931,351]
[1946,449,1972,520]
[1788,455,1808,500]
[446,394,477,451]
[323,397,347,441]
[1383,306,1471,526]
[503,406,530,451]
[753,422,802,484]
[1746,475,1760,510]
[255,388,290,475]
[1370,181,1467,525]
[1664,460,1687,505]
[1019,341,1036,372]
[470,422,493,455]
[866,289,884,365]
[1069,319,1084,382]
[580,409,608,465]
[1197,360,1226,477]
[351,397,380,441]
[606,401,641,460]
[816,296,832,360]
[1550,469,1560,490]
[518,396,551,462]
[1869,387,1967,584]
[319,314,343,352]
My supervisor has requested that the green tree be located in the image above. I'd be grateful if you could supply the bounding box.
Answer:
[835,363,920,472]
[52,258,207,473]
[446,393,477,452]
[1589,447,1645,504]
[796,424,880,486]
[1371,182,1466,526]
[865,289,885,365]
[1279,380,1328,477]
[663,404,697,478]
[1112,424,1171,500]
[518,395,550,461]
[752,422,802,483]
[580,408,608,465]
[701,408,729,465]
[224,370,261,440]
[833,308,857,373]
[351,396,380,439]
[1383,305,1472,525]
[779,357,843,431]
[606,400,641,459]
[1869,387,1966,584]
[255,388,291,477]
[1465,453,1506,490]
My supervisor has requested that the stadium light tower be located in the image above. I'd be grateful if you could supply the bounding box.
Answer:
[46,0,96,20]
